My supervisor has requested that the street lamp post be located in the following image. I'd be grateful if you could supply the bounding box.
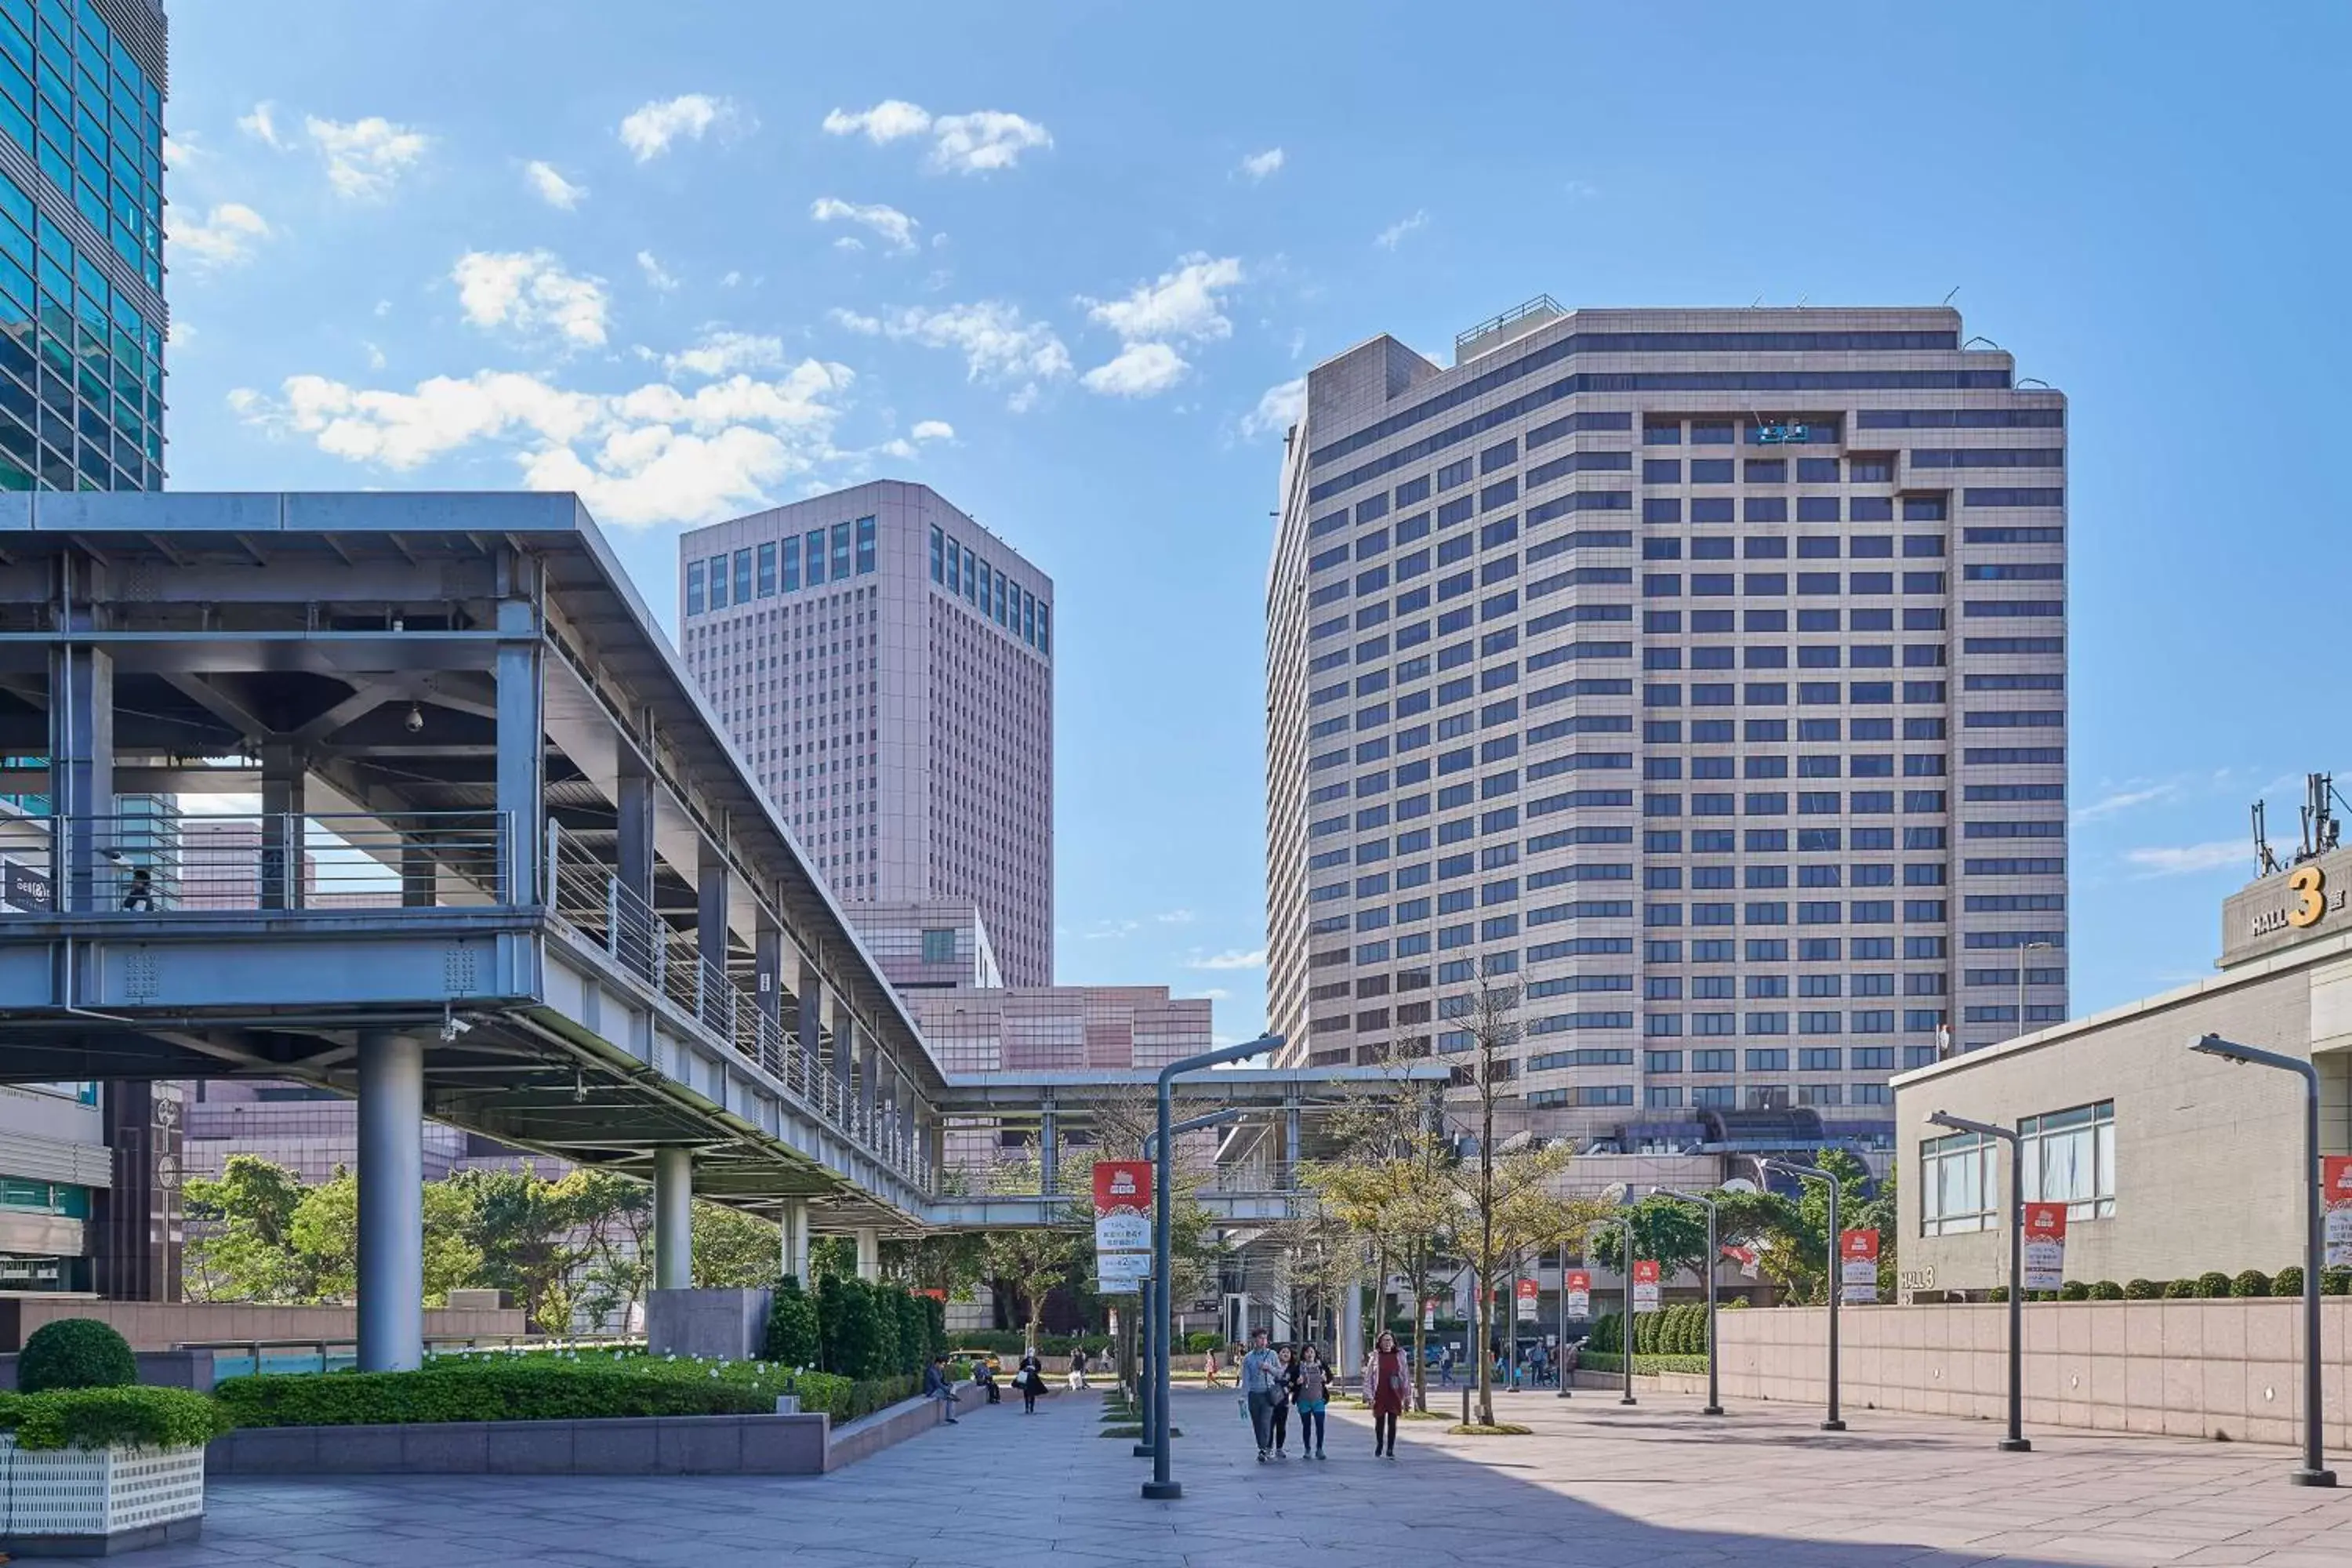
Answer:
[1133,1107,1243,1459]
[1766,1158,1846,1431]
[1145,1034,1279,1502]
[1654,1188,1726,1416]
[1590,1208,1639,1406]
[1556,1240,1572,1399]
[2188,1033,2337,1487]
[1926,1111,2031,1452]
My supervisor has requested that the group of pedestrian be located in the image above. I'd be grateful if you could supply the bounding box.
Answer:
[1232,1326,1412,1463]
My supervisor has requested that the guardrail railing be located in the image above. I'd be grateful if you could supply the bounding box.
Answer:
[11,811,512,913]
[544,825,924,1192]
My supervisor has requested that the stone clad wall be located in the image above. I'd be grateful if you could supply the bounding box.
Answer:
[1646,1301,2352,1448]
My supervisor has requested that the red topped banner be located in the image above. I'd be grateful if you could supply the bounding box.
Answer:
[1632,1258,1661,1313]
[1092,1160,1152,1266]
[2022,1202,2067,1291]
[1840,1229,1880,1304]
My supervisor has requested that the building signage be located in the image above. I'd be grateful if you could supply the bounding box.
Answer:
[1721,1243,1760,1280]
[2,858,49,913]
[2325,1157,2352,1269]
[1091,1160,1152,1293]
[1631,1259,1661,1313]
[1514,1277,1539,1322]
[2247,864,2343,938]
[2022,1202,2068,1292]
[1839,1229,1880,1305]
[1565,1270,1592,1317]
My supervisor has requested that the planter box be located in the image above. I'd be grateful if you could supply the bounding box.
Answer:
[0,1435,205,1557]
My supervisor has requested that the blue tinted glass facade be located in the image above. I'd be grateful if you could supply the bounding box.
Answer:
[0,0,165,494]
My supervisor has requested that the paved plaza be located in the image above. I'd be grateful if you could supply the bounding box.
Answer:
[143,1385,2352,1567]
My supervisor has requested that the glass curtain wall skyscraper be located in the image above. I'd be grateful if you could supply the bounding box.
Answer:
[1264,303,2066,1146]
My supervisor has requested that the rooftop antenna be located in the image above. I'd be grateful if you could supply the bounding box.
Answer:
[1941,286,1961,305]
[2298,772,2343,862]
[2254,799,2282,877]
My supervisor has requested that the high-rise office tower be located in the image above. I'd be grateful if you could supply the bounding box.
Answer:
[1265,303,2065,1142]
[680,480,1056,985]
[0,0,175,1298]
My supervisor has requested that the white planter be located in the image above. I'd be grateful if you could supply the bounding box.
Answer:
[0,1433,206,1553]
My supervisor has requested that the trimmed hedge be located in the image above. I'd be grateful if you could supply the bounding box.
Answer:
[1578,1352,1709,1377]
[2124,1279,2161,1299]
[764,1276,822,1367]
[17,1318,136,1394]
[2088,1281,2125,1301]
[2274,1267,2305,1298]
[2231,1269,2271,1298]
[0,1387,227,1451]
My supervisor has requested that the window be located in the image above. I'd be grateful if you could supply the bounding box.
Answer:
[757,541,778,596]
[1921,1130,1997,1236]
[855,515,877,574]
[685,560,706,614]
[920,928,956,964]
[2024,1101,2115,1220]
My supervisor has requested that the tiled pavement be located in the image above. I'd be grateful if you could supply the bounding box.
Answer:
[142,1383,2352,1566]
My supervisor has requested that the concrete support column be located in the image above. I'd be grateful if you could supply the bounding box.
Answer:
[795,964,826,1090]
[855,1225,880,1282]
[754,915,783,1033]
[47,554,112,913]
[830,996,856,1122]
[259,742,306,911]
[1283,1096,1302,1189]
[652,1146,692,1290]
[356,1031,424,1373]
[494,554,544,903]
[1338,1272,1364,1385]
[858,1034,880,1140]
[779,1199,810,1284]
[615,761,656,969]
[1038,1098,1059,1195]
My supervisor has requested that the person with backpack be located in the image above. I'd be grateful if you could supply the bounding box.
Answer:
[1289,1344,1331,1459]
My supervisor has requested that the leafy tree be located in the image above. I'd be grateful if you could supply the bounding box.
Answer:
[978,1149,1084,1349]
[1589,1193,1712,1283]
[691,1200,780,1287]
[451,1166,582,1331]
[289,1168,478,1307]
[764,1274,822,1367]
[557,1167,652,1332]
[881,1232,989,1300]
[1305,1075,1453,1406]
[183,1155,310,1303]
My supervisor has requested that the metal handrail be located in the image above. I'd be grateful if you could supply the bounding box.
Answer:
[21,810,513,913]
[545,828,927,1192]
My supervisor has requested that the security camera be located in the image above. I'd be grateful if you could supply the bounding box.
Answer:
[405,702,425,734]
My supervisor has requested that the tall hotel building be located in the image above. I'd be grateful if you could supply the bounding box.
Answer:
[679,481,1055,985]
[1265,303,2066,1142]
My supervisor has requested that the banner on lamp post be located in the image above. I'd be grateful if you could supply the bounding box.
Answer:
[1839,1229,1880,1305]
[1632,1259,1661,1313]
[2022,1202,2068,1292]
[1091,1160,1153,1294]
[1565,1270,1592,1317]
[1721,1243,1760,1280]
[2325,1157,2352,1269]
[1515,1277,1539,1322]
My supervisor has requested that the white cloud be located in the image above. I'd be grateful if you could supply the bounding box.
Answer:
[524,160,586,209]
[237,102,288,150]
[166,319,194,350]
[162,131,203,166]
[1376,209,1430,249]
[1083,254,1243,343]
[1240,376,1305,441]
[663,330,784,379]
[305,115,430,200]
[169,203,272,270]
[809,197,919,252]
[1240,147,1284,181]
[928,111,1051,173]
[363,341,387,371]
[822,100,1051,173]
[1185,949,1266,971]
[1563,179,1601,198]
[619,93,736,162]
[451,251,611,348]
[1083,341,1187,397]
[720,270,744,288]
[833,301,1070,405]
[1156,909,1196,924]
[2125,840,2246,877]
[2074,782,2177,825]
[230,357,855,528]
[636,250,680,292]
[820,100,933,144]
[910,419,954,442]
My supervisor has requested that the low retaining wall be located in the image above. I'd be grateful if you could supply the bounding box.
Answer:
[207,1386,964,1477]
[0,1348,216,1393]
[0,1299,528,1352]
[1588,1299,2352,1448]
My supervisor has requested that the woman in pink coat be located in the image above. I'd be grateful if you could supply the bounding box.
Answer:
[1363,1330,1410,1458]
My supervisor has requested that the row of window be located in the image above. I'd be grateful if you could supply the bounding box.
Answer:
[1643,572,1951,596]
[1640,900,1958,926]
[687,517,879,615]
[1639,683,2042,709]
[1922,1100,2115,1233]
[1622,1083,1896,1109]
[928,524,1050,654]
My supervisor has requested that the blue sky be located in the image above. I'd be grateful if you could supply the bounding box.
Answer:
[160,2,2351,1041]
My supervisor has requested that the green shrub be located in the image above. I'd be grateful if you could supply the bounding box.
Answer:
[17,1319,137,1394]
[2088,1281,2125,1301]
[920,1295,948,1362]
[1576,1352,1708,1377]
[2230,1269,2270,1298]
[2273,1267,2304,1298]
[2124,1279,2161,1300]
[888,1288,927,1376]
[819,1275,885,1377]
[0,1386,227,1451]
[2197,1271,2233,1298]
[764,1276,821,1368]
[1987,1286,2009,1303]
[2164,1279,2199,1299]
[2058,1280,2090,1301]
[1183,1331,1220,1355]
[2322,1268,2352,1297]
[218,1360,778,1428]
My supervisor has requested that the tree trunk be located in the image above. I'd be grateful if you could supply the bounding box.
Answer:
[1475,1059,1496,1426]
[1409,1239,1428,1413]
